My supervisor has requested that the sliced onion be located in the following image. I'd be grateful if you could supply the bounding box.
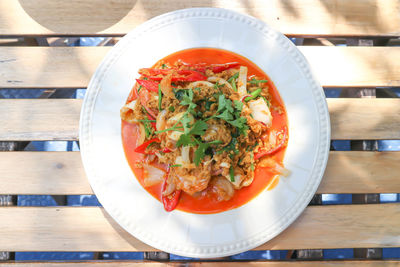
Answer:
[248,98,272,127]
[137,124,146,146]
[241,175,254,187]
[269,130,277,147]
[207,77,233,90]
[188,81,214,89]
[143,165,165,187]
[219,162,230,168]
[237,66,248,97]
[274,163,291,177]
[181,146,191,164]
[159,73,174,98]
[156,110,167,131]
[162,181,176,196]
[143,105,157,119]
[259,158,291,177]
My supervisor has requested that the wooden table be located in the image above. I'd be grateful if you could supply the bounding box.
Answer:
[1,0,400,265]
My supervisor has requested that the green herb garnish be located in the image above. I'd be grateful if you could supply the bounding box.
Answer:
[227,72,239,83]
[228,72,239,92]
[206,94,248,135]
[170,164,182,167]
[193,140,222,166]
[158,84,162,111]
[229,166,235,182]
[169,106,175,112]
[138,119,156,122]
[244,88,262,102]
[249,79,268,84]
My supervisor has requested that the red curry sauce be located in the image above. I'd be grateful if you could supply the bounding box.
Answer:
[122,48,288,214]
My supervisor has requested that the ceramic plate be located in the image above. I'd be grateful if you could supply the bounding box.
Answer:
[80,7,330,258]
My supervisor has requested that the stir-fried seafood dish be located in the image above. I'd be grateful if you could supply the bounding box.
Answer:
[121,48,288,213]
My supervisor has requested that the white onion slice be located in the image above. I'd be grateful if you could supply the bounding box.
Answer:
[237,66,248,97]
[181,146,191,164]
[143,165,165,187]
[248,98,272,127]
[207,77,233,90]
[137,123,146,146]
[162,182,176,196]
[188,81,214,89]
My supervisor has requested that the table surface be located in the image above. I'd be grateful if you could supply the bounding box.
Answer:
[1,0,400,266]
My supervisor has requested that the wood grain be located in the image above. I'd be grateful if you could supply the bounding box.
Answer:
[1,0,400,37]
[329,98,400,140]
[1,261,399,267]
[1,98,400,141]
[1,151,400,195]
[0,204,399,251]
[2,47,400,88]
[318,151,400,194]
[0,99,80,141]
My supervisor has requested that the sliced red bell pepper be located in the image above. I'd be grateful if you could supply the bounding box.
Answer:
[210,62,240,73]
[139,68,170,77]
[134,138,160,154]
[161,147,172,153]
[161,170,181,212]
[254,127,288,159]
[172,70,207,82]
[136,79,159,92]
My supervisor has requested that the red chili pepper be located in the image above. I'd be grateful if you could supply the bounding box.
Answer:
[161,170,181,212]
[210,62,240,73]
[254,127,288,159]
[134,138,160,154]
[161,147,172,153]
[136,79,159,92]
[172,70,207,82]
[144,113,157,130]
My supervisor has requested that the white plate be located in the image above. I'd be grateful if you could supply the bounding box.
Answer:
[80,8,330,258]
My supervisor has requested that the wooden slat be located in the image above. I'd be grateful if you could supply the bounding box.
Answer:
[1,0,400,37]
[0,99,80,141]
[318,151,400,194]
[0,204,399,251]
[1,98,400,141]
[329,98,400,140]
[0,152,89,195]
[1,261,400,267]
[2,47,400,88]
[2,151,400,195]
[0,47,106,89]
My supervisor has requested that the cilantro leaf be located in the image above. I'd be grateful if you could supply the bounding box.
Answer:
[194,142,209,166]
[216,109,233,121]
[176,134,194,147]
[193,140,222,166]
[234,100,243,112]
[189,120,208,135]
[180,89,194,106]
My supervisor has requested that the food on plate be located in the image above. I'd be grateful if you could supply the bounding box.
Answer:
[121,48,289,214]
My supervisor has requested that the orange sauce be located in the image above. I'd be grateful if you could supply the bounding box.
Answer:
[122,48,288,214]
